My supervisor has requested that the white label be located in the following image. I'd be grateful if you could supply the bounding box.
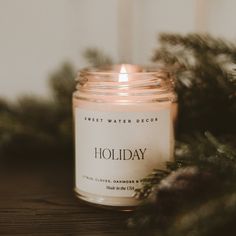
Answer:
[75,107,172,197]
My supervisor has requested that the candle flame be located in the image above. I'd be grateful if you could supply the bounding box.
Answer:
[118,65,128,82]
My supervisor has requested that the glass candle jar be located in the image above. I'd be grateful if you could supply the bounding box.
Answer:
[73,64,177,210]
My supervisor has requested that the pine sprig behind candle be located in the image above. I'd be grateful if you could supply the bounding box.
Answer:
[83,48,113,67]
[0,63,75,158]
[153,33,236,134]
[0,50,112,158]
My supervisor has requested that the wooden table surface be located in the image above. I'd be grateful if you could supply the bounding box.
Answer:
[0,155,138,236]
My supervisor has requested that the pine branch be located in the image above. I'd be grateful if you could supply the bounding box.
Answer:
[49,63,75,107]
[153,33,236,134]
[0,63,75,157]
[83,48,113,67]
[130,133,236,234]
[158,33,236,59]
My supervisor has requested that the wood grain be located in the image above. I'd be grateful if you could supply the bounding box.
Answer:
[0,156,137,236]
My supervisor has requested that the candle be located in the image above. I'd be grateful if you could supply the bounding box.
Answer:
[73,64,177,210]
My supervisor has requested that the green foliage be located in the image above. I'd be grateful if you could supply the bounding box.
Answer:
[49,63,75,107]
[129,33,236,236]
[0,63,75,158]
[153,33,236,134]
[83,48,113,67]
[0,48,112,159]
[129,133,236,236]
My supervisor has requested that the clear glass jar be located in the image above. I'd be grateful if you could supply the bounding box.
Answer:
[73,64,177,210]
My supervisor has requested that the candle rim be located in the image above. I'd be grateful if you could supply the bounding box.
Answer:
[78,64,170,76]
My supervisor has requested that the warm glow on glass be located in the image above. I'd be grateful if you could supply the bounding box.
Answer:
[118,65,128,82]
